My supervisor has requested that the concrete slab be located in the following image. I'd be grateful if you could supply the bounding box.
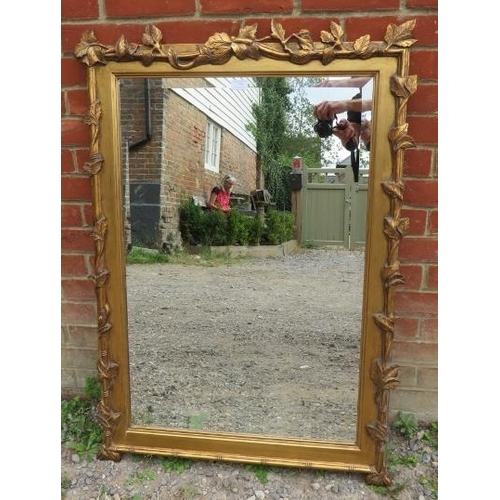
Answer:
[188,240,300,258]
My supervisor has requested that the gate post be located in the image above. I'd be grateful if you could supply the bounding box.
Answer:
[344,167,354,250]
[290,157,303,242]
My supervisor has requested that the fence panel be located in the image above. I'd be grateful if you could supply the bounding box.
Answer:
[299,166,367,250]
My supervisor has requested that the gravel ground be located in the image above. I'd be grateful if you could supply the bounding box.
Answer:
[61,247,438,499]
[61,428,437,499]
[127,247,363,441]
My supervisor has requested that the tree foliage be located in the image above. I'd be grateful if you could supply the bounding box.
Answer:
[249,77,292,211]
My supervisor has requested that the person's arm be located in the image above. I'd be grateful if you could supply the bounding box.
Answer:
[314,77,372,90]
[208,187,220,211]
[313,99,372,121]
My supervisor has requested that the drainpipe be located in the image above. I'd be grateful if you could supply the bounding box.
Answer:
[129,79,152,150]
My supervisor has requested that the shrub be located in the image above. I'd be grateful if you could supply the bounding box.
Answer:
[227,209,251,245]
[263,209,295,245]
[179,199,204,246]
[178,200,294,247]
[247,216,266,245]
[202,209,229,246]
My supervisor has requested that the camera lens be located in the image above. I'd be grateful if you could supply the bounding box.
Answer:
[314,120,333,138]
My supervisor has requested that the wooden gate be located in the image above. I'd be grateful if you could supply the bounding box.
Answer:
[296,166,368,250]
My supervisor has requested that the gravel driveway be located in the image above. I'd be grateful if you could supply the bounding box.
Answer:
[126,246,364,442]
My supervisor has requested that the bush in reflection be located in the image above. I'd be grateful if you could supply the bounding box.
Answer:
[179,199,294,247]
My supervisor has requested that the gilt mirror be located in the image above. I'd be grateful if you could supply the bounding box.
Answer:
[75,20,417,486]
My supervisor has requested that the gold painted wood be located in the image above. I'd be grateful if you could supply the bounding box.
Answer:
[74,20,417,486]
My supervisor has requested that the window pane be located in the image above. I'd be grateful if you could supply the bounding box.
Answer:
[205,121,221,172]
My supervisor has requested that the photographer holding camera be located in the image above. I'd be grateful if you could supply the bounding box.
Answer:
[312,77,373,181]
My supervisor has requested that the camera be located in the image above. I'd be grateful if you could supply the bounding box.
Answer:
[313,118,348,139]
[313,118,358,151]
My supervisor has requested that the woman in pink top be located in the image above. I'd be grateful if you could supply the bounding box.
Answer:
[208,174,236,214]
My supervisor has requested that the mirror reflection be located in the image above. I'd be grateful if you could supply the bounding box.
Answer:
[120,76,373,443]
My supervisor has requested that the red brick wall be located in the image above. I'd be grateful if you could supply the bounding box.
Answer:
[61,1,438,420]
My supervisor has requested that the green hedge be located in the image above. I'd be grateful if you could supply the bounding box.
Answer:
[179,199,294,247]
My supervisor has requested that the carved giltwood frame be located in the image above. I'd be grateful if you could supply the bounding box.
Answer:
[75,20,417,486]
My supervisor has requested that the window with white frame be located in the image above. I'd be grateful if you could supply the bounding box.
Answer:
[204,120,221,172]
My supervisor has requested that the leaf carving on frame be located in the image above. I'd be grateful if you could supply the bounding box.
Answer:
[232,43,260,60]
[373,313,394,335]
[114,35,128,59]
[269,24,316,62]
[97,303,111,332]
[104,359,120,380]
[370,359,384,384]
[231,37,259,60]
[289,50,314,65]
[321,46,337,65]
[75,20,417,68]
[384,20,418,50]
[383,267,407,288]
[74,30,108,67]
[83,153,104,176]
[142,24,163,47]
[381,181,405,201]
[83,100,102,128]
[390,74,418,100]
[231,24,260,60]
[94,268,110,289]
[383,216,409,241]
[366,469,392,487]
[283,30,315,64]
[371,360,401,390]
[207,32,233,48]
[239,23,258,41]
[96,402,121,429]
[381,261,406,288]
[353,34,371,55]
[90,215,108,242]
[330,21,344,42]
[294,30,315,52]
[382,364,401,391]
[139,25,167,63]
[271,20,286,42]
[141,49,156,67]
[366,419,388,443]
[126,43,143,59]
[319,21,344,52]
[389,124,416,152]
[202,33,234,62]
[98,319,112,336]
[98,447,122,462]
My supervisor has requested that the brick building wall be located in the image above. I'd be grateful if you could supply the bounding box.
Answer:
[119,78,256,250]
[120,78,165,248]
[160,90,256,248]
[61,0,438,420]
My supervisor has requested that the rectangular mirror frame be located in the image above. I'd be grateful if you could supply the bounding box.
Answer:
[75,21,417,486]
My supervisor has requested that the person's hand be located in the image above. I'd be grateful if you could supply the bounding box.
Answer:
[313,100,349,121]
[331,119,360,151]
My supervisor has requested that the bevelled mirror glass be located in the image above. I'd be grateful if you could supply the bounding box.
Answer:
[75,20,417,486]
[122,75,373,443]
